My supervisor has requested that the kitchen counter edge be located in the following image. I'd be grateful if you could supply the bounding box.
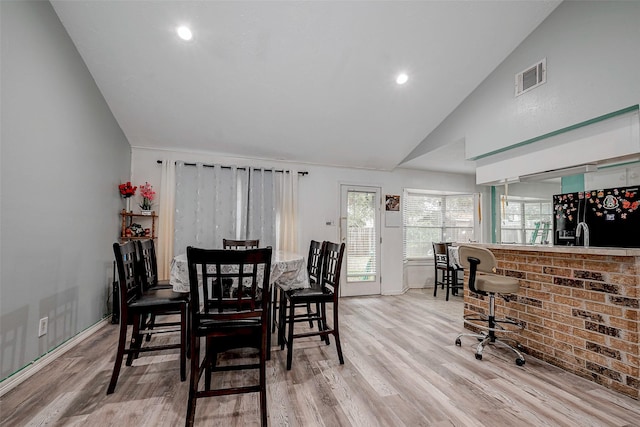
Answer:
[465,243,640,257]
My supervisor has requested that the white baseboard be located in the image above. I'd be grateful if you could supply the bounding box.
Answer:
[0,318,110,397]
[382,288,409,296]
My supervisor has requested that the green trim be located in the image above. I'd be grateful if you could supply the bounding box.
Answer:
[561,174,584,193]
[599,160,640,170]
[491,186,497,243]
[0,315,111,384]
[471,105,640,161]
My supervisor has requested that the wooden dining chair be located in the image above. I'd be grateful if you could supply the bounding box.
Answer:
[222,238,260,249]
[280,241,345,370]
[185,246,272,427]
[433,242,463,301]
[273,240,325,338]
[137,239,176,341]
[107,241,188,395]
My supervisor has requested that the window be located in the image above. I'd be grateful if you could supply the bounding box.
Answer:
[403,191,475,260]
[499,197,552,244]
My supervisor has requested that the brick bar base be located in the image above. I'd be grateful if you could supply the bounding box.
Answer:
[462,244,639,400]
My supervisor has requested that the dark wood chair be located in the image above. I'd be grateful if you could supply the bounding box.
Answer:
[303,240,326,330]
[112,239,169,324]
[137,239,176,341]
[433,242,463,301]
[274,240,325,338]
[185,246,272,427]
[280,241,345,370]
[222,238,260,249]
[107,241,188,395]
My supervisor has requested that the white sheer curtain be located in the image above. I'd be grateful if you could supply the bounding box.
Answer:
[277,169,299,253]
[173,162,296,256]
[158,160,176,279]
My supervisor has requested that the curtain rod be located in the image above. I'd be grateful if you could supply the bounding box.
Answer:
[156,160,308,176]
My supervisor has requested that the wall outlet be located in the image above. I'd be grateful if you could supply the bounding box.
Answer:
[38,317,48,337]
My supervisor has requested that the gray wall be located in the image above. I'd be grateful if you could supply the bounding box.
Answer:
[1,1,131,380]
[414,0,640,159]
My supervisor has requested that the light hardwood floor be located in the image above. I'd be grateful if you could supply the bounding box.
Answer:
[2,290,639,426]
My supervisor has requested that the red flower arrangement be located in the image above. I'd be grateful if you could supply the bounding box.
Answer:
[118,182,137,198]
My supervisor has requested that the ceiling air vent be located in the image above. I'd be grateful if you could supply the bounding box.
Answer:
[515,58,546,97]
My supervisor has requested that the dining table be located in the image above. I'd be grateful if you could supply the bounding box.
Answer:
[169,249,310,293]
[169,249,310,358]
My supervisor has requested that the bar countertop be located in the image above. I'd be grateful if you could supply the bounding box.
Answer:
[473,243,640,257]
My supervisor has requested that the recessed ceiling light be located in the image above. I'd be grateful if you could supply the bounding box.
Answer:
[396,73,409,85]
[177,26,193,41]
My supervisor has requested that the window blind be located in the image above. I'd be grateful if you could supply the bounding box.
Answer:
[403,191,475,260]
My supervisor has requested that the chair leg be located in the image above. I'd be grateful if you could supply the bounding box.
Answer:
[445,269,450,301]
[279,292,287,349]
[320,302,330,345]
[259,334,268,426]
[185,335,200,427]
[146,313,156,341]
[314,302,324,340]
[180,305,186,381]
[266,287,272,361]
[305,302,314,328]
[106,311,129,394]
[186,309,191,358]
[126,313,142,366]
[433,270,438,297]
[204,349,216,391]
[332,302,344,365]
[286,297,295,370]
[271,285,279,333]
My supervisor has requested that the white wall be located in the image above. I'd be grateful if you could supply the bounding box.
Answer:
[131,148,478,294]
[0,1,131,380]
[416,1,640,161]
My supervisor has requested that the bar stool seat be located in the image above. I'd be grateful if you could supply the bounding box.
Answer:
[474,274,520,294]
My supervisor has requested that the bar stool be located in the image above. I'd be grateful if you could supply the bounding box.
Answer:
[454,245,525,366]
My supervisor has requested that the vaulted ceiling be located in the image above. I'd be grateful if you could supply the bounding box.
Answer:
[51,1,560,174]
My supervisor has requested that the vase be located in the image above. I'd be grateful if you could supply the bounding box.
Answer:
[141,210,152,216]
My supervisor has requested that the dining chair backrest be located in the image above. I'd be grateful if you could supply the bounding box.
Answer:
[319,241,345,298]
[137,239,160,290]
[187,246,272,318]
[307,240,326,285]
[222,239,260,250]
[113,241,143,305]
[433,242,451,268]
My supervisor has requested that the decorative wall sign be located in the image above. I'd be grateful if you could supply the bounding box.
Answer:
[385,195,401,227]
[385,195,400,211]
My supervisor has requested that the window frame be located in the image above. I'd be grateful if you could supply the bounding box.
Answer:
[498,196,553,245]
[402,190,476,261]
